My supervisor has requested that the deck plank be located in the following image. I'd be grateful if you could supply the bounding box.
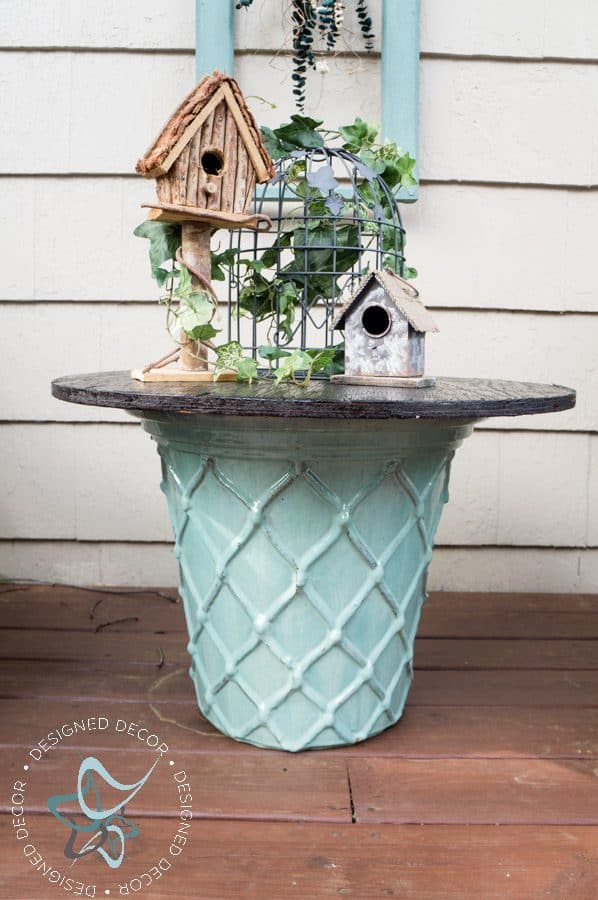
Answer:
[2,587,598,638]
[0,583,182,633]
[348,758,598,824]
[419,592,598,638]
[2,629,598,669]
[0,747,350,823]
[3,661,598,707]
[2,819,598,899]
[0,628,187,667]
[414,638,598,669]
[2,699,598,759]
[410,669,598,706]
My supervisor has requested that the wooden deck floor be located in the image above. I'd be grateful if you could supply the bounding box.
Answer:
[1,585,598,899]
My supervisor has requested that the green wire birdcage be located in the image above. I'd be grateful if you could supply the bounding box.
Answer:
[224,145,407,363]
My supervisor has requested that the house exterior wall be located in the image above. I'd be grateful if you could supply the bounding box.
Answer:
[0,1,596,590]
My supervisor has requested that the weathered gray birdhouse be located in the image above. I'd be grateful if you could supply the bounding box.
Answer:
[332,269,439,387]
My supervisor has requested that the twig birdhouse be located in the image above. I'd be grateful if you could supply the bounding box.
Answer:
[136,71,275,231]
[332,269,439,387]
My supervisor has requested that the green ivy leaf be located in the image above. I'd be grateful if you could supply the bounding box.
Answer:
[215,341,244,369]
[339,118,378,154]
[155,267,173,288]
[261,115,324,159]
[186,323,220,341]
[273,349,313,385]
[214,341,258,383]
[359,148,387,176]
[396,151,416,173]
[240,259,267,274]
[276,115,325,148]
[260,126,288,161]
[396,152,417,187]
[258,345,292,361]
[177,291,215,337]
[174,264,193,300]
[211,248,238,281]
[260,230,293,269]
[234,357,259,383]
[278,281,298,313]
[330,342,345,375]
[307,347,337,374]
[292,221,360,293]
[133,221,181,283]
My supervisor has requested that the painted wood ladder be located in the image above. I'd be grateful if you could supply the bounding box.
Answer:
[194,0,421,200]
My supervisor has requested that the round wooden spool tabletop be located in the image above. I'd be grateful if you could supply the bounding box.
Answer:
[51,372,576,420]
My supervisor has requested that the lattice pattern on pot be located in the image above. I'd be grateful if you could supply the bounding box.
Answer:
[159,449,453,751]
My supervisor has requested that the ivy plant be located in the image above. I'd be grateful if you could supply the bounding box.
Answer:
[134,116,417,385]
[236,114,417,324]
[133,221,220,344]
[214,341,259,383]
[262,346,341,385]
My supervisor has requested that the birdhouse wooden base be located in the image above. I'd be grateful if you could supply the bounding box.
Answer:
[143,203,271,232]
[131,367,236,384]
[331,374,437,389]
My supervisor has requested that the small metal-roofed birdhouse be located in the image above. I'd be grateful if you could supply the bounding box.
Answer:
[136,71,275,231]
[332,268,439,388]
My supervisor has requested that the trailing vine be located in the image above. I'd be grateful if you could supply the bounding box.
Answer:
[135,116,416,385]
[292,1,317,109]
[236,0,375,110]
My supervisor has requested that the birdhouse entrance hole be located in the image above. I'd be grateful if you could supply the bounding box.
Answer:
[201,148,225,176]
[362,305,391,338]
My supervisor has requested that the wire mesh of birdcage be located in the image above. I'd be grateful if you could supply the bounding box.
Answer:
[223,146,406,358]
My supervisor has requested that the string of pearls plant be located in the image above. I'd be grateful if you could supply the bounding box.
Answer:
[236,0,375,109]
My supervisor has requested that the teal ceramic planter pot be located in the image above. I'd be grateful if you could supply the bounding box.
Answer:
[51,373,575,752]
[141,413,473,751]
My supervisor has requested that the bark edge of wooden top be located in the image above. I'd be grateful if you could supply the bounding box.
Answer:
[51,372,576,420]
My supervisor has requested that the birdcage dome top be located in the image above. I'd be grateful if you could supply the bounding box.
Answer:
[223,144,407,359]
[257,145,406,227]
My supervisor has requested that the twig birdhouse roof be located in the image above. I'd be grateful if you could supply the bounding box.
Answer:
[333,269,439,333]
[136,71,275,183]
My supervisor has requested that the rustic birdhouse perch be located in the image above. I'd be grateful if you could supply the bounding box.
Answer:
[332,269,439,387]
[132,72,275,383]
[136,71,275,230]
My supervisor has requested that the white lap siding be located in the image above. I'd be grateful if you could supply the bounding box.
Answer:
[1,0,595,588]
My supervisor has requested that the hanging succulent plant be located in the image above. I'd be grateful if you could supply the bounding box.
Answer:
[236,0,375,110]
